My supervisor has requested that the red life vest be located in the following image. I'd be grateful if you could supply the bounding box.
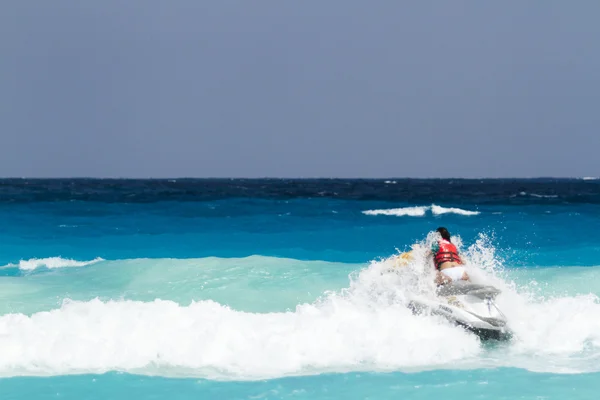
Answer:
[434,239,462,269]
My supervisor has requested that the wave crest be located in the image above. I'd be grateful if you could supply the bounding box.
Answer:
[4,257,104,271]
[362,206,428,217]
[0,295,480,379]
[363,204,480,217]
[430,205,480,216]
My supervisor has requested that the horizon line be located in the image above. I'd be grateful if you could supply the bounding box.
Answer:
[0,176,597,180]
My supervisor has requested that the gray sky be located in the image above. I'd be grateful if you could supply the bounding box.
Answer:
[1,1,599,178]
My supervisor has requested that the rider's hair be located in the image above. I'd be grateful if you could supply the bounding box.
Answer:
[436,227,451,242]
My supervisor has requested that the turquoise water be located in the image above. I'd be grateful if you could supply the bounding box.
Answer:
[2,369,598,400]
[1,179,600,399]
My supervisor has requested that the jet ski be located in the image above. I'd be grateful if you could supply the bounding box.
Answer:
[407,281,511,341]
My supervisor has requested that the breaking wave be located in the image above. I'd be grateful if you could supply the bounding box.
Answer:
[4,257,104,271]
[1,234,600,379]
[363,204,480,217]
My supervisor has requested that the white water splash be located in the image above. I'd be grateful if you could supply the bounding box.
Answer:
[363,204,480,217]
[431,205,480,216]
[4,257,104,271]
[363,206,428,217]
[1,236,600,379]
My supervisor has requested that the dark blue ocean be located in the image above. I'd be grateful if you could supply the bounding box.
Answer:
[1,178,599,399]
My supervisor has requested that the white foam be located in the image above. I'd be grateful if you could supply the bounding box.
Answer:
[582,177,598,181]
[430,205,480,216]
[0,239,481,379]
[0,297,480,379]
[4,257,104,271]
[518,192,559,199]
[363,204,479,217]
[362,206,428,217]
[2,236,600,379]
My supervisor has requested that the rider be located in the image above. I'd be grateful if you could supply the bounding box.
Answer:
[431,227,469,285]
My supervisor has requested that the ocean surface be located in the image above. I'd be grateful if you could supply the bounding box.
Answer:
[1,178,600,399]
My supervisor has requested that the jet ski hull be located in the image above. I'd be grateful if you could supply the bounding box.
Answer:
[407,282,512,341]
[454,321,512,341]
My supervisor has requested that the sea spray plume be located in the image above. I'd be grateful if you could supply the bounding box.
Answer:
[364,230,520,310]
[462,232,506,281]
[351,230,517,303]
[346,231,456,307]
[459,233,539,302]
